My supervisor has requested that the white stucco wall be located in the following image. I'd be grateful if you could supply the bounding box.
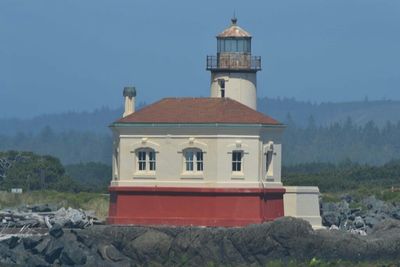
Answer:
[111,124,284,189]
[210,72,257,110]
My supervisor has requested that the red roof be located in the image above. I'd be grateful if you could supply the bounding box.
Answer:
[116,98,281,125]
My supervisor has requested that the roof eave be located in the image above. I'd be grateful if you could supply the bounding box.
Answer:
[111,122,286,128]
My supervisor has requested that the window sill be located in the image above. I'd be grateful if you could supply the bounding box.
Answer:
[231,173,245,180]
[133,172,156,179]
[180,173,204,180]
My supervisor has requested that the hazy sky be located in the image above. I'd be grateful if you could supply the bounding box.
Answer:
[0,0,399,118]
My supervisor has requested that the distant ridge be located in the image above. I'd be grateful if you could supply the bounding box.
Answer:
[259,97,400,128]
[1,98,400,135]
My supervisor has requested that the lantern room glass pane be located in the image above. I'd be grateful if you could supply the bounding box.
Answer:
[245,39,251,53]
[226,40,232,52]
[218,39,251,53]
[237,40,244,52]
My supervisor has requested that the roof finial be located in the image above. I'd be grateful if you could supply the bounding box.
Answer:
[231,11,237,25]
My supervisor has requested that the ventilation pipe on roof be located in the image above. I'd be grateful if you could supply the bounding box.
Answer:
[123,86,136,117]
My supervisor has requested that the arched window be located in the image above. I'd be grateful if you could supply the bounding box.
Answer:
[136,148,156,173]
[183,148,203,173]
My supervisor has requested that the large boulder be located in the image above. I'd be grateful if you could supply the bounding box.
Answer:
[322,211,340,226]
[22,236,43,250]
[44,239,64,264]
[124,230,173,263]
[60,244,87,265]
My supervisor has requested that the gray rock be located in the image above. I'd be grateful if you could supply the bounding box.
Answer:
[98,244,124,262]
[370,218,400,236]
[391,210,400,220]
[123,230,172,263]
[31,237,50,255]
[23,236,43,250]
[354,216,365,229]
[350,208,361,214]
[49,223,64,238]
[337,200,351,214]
[8,243,33,266]
[52,207,93,228]
[329,225,339,230]
[322,211,340,226]
[44,239,64,264]
[364,215,380,228]
[25,255,50,267]
[362,196,390,213]
[73,230,95,248]
[60,245,87,265]
[3,216,400,265]
[4,236,20,249]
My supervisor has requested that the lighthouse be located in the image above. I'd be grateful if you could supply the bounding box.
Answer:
[207,17,260,110]
[107,18,322,228]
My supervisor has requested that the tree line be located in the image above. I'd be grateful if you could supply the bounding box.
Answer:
[2,150,400,195]
[283,159,400,195]
[0,151,110,192]
[1,117,400,165]
[283,115,400,165]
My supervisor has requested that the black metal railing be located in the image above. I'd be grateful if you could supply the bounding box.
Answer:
[206,54,261,71]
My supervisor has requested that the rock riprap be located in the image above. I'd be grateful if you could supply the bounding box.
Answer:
[320,195,400,233]
[0,217,399,266]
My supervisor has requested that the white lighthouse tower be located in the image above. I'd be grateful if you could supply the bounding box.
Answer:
[207,17,261,110]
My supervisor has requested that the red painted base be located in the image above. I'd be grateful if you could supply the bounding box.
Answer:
[107,186,285,227]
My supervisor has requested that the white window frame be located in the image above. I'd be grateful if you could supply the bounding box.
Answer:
[232,150,244,173]
[148,150,156,171]
[183,148,204,174]
[136,148,156,174]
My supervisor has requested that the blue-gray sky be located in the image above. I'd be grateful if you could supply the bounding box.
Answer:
[0,0,399,118]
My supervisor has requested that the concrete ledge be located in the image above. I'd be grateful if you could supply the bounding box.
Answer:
[284,186,320,194]
[284,186,322,229]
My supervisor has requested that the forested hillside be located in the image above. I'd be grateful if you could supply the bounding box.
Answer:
[1,98,400,165]
[282,116,400,165]
[1,98,399,135]
[0,127,111,164]
[1,118,400,165]
[259,97,400,128]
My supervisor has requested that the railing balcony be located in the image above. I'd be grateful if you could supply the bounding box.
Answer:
[206,54,261,71]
